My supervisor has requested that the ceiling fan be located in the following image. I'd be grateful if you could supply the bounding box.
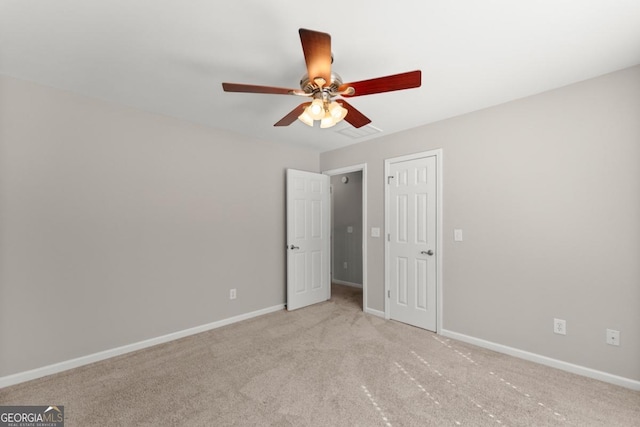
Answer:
[222,28,421,129]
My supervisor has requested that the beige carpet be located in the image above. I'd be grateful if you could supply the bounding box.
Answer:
[1,284,639,426]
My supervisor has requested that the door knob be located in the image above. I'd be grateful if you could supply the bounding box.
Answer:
[290,245,300,250]
[421,250,434,256]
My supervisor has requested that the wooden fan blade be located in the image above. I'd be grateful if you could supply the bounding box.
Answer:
[299,28,332,86]
[274,102,311,127]
[339,70,422,97]
[222,82,300,95]
[337,99,372,128]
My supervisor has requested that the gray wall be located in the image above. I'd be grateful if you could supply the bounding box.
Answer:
[320,65,640,381]
[331,172,363,285]
[2,65,638,383]
[0,75,319,376]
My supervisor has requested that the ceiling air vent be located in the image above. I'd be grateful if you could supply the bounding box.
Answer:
[335,124,383,139]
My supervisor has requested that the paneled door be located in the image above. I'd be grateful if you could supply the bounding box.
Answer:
[387,155,438,331]
[286,169,330,310]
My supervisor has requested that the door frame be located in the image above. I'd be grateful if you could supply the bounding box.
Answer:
[322,164,368,313]
[384,149,443,333]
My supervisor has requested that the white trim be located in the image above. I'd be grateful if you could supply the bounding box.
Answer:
[384,149,443,333]
[323,164,368,315]
[365,307,385,318]
[333,279,363,289]
[330,182,335,298]
[0,304,284,389]
[440,329,640,391]
[435,150,444,334]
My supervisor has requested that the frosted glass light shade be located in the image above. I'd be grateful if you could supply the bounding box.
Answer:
[320,111,337,128]
[308,99,325,120]
[328,101,348,121]
[298,110,314,127]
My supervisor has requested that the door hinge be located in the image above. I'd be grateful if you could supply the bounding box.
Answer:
[387,233,390,241]
[387,175,394,185]
[387,290,391,298]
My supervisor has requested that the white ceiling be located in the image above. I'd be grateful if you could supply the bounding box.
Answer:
[2,1,639,152]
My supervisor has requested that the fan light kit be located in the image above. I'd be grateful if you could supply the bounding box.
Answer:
[297,85,348,128]
[222,29,421,129]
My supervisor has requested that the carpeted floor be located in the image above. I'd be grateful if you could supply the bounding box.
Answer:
[1,284,639,426]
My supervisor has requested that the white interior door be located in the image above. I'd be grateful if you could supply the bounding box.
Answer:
[387,155,437,331]
[286,169,330,311]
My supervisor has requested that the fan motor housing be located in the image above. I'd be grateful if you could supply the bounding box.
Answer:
[300,72,343,94]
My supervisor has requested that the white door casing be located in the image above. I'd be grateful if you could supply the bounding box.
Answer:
[385,152,440,331]
[323,164,368,314]
[286,169,330,311]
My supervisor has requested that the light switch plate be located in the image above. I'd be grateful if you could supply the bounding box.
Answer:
[454,229,463,241]
[371,227,380,238]
[347,226,353,233]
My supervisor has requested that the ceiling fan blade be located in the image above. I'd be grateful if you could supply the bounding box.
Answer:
[299,28,332,86]
[337,99,372,128]
[274,102,311,127]
[339,70,422,97]
[222,82,301,95]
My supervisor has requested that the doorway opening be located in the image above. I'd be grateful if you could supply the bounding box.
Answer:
[324,164,367,313]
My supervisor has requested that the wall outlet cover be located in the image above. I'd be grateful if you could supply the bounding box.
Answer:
[553,318,566,335]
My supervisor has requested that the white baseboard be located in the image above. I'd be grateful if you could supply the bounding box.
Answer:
[440,329,640,391]
[365,307,385,318]
[333,279,363,289]
[0,304,284,389]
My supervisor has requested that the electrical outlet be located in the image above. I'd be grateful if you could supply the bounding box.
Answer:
[553,318,566,335]
[606,329,620,346]
[229,288,236,300]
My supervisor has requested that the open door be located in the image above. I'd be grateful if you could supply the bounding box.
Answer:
[286,169,330,310]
